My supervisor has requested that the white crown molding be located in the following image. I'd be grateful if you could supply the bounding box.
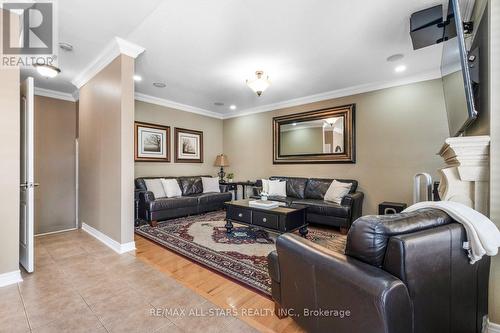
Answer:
[81,222,136,254]
[72,37,145,89]
[0,270,23,288]
[134,69,441,121]
[488,320,500,333]
[135,93,224,119]
[223,69,442,119]
[34,87,77,102]
[72,90,80,101]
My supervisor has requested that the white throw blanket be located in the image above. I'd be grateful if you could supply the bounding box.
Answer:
[403,201,500,264]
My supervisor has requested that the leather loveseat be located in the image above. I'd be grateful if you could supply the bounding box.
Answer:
[268,208,490,333]
[253,176,364,233]
[135,176,232,225]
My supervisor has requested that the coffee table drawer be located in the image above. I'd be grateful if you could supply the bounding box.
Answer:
[252,211,279,230]
[228,206,251,223]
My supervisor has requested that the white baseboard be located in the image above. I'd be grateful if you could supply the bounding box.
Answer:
[81,223,136,254]
[0,270,23,288]
[488,320,500,333]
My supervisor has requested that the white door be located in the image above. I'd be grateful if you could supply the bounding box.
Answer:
[20,77,35,273]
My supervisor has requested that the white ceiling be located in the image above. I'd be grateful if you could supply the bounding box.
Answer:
[21,0,447,117]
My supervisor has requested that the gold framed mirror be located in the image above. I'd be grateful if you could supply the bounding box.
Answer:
[273,104,355,164]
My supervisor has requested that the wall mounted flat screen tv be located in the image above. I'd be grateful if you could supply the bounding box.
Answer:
[441,0,479,136]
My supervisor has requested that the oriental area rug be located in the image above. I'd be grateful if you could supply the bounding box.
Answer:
[135,210,346,295]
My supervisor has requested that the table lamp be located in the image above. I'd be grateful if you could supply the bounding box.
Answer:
[214,154,229,181]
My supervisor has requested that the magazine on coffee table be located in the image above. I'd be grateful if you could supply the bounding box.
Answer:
[248,200,281,209]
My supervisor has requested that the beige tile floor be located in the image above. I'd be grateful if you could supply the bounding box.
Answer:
[0,230,258,333]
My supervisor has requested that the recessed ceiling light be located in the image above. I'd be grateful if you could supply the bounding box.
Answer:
[292,122,297,126]
[229,105,237,110]
[59,42,73,51]
[214,102,225,106]
[133,75,142,82]
[34,64,61,78]
[386,53,404,62]
[395,65,407,73]
[153,82,166,88]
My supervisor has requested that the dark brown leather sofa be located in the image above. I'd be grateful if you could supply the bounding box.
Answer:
[135,176,232,224]
[268,208,490,333]
[253,176,364,233]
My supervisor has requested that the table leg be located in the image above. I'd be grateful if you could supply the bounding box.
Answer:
[225,219,233,233]
[299,226,308,237]
[242,185,246,199]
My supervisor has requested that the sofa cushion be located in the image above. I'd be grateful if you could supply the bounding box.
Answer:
[345,208,452,268]
[202,177,221,193]
[270,177,308,199]
[294,199,350,218]
[161,178,182,198]
[144,179,167,199]
[151,196,198,211]
[196,192,232,205]
[178,177,203,196]
[324,180,352,204]
[268,180,287,196]
[304,178,358,199]
[304,178,332,199]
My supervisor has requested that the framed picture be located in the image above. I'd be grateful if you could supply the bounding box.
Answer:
[174,127,203,163]
[134,121,170,162]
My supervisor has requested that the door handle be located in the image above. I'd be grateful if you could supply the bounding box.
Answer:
[20,182,40,189]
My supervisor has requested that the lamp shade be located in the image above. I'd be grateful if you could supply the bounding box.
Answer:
[214,154,229,167]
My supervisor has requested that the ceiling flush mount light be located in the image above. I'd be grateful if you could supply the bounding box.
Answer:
[133,75,142,82]
[153,82,166,88]
[229,105,237,110]
[395,65,407,73]
[246,70,270,96]
[34,64,61,78]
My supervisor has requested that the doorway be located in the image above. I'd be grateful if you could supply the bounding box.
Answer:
[33,95,78,235]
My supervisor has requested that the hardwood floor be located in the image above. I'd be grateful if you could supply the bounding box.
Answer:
[133,234,305,333]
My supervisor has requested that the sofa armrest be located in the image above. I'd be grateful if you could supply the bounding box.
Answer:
[341,191,364,223]
[272,233,412,333]
[139,190,155,203]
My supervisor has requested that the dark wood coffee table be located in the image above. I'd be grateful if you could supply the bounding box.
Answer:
[225,199,308,237]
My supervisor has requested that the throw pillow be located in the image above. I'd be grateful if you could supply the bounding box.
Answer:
[144,179,167,199]
[202,177,221,193]
[268,180,287,197]
[161,178,182,198]
[261,179,270,193]
[324,180,352,204]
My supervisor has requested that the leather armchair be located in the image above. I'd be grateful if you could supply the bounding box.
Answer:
[269,208,490,333]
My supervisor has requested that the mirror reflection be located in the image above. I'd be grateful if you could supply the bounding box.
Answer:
[279,117,344,156]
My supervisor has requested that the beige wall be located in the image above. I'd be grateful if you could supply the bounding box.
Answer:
[134,100,223,178]
[0,68,20,275]
[34,96,77,234]
[223,79,449,214]
[79,55,135,244]
[0,9,20,276]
